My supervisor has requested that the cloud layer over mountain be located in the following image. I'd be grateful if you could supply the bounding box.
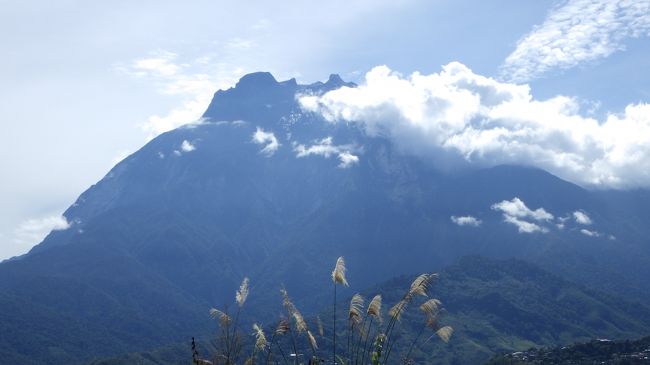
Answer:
[300,63,650,189]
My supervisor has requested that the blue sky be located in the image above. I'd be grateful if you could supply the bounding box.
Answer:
[1,0,649,259]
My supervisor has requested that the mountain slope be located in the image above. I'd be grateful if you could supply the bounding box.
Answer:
[1,72,650,364]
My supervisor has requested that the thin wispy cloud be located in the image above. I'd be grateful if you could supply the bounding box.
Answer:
[131,51,182,77]
[580,228,601,237]
[117,51,247,139]
[300,63,650,189]
[293,137,359,168]
[501,0,650,82]
[14,215,70,250]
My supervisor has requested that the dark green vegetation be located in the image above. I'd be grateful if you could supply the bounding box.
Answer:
[90,256,650,365]
[486,336,650,364]
[2,72,650,364]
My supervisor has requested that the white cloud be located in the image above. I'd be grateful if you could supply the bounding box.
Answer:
[119,51,247,139]
[293,137,360,168]
[300,63,650,189]
[252,127,281,156]
[504,215,547,234]
[501,0,650,82]
[491,198,554,221]
[181,140,196,152]
[338,151,359,168]
[580,228,601,237]
[491,198,552,234]
[573,210,593,225]
[451,215,482,227]
[131,52,181,77]
[14,215,70,249]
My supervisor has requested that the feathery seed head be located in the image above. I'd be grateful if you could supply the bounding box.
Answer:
[409,273,436,297]
[367,294,382,318]
[292,311,308,333]
[348,293,365,325]
[307,330,318,350]
[436,326,453,343]
[331,256,349,286]
[253,323,267,350]
[209,308,231,327]
[275,319,290,335]
[236,277,250,307]
[420,298,442,317]
[281,287,298,314]
[388,299,408,321]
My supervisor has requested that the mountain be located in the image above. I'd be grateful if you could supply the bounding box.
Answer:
[90,256,650,365]
[1,72,650,364]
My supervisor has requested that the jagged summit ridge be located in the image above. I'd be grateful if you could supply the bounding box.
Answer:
[202,71,354,125]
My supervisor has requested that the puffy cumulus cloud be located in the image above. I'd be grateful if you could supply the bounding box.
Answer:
[293,137,359,168]
[252,127,281,156]
[172,140,196,156]
[504,215,547,234]
[450,215,482,227]
[491,198,554,222]
[492,198,552,234]
[501,0,650,82]
[299,63,650,189]
[573,210,593,225]
[181,140,196,152]
[338,151,359,168]
[14,215,70,249]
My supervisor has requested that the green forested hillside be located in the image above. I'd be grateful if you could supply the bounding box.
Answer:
[90,256,650,365]
[486,336,650,364]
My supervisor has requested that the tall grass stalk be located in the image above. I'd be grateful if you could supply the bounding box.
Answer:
[331,257,348,364]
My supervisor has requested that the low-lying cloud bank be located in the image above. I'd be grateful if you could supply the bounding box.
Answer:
[299,63,650,189]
